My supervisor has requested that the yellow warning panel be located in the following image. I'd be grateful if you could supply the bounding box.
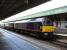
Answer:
[42,26,55,32]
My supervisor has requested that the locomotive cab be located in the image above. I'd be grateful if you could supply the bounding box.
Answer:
[42,19,55,33]
[41,18,56,40]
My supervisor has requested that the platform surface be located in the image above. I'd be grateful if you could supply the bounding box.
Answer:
[0,28,41,50]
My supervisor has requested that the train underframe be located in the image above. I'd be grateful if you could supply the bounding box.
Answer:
[10,28,56,41]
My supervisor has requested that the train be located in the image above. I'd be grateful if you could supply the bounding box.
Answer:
[1,17,56,40]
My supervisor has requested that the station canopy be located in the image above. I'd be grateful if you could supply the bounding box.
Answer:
[1,0,67,23]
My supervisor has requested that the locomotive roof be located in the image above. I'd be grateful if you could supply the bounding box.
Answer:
[14,18,44,23]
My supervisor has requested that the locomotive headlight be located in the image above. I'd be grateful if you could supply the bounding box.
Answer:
[44,33,48,35]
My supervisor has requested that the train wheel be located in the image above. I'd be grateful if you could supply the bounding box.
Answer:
[36,32,44,39]
[47,32,55,41]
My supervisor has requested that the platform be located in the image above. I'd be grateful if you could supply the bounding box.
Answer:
[0,28,41,50]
